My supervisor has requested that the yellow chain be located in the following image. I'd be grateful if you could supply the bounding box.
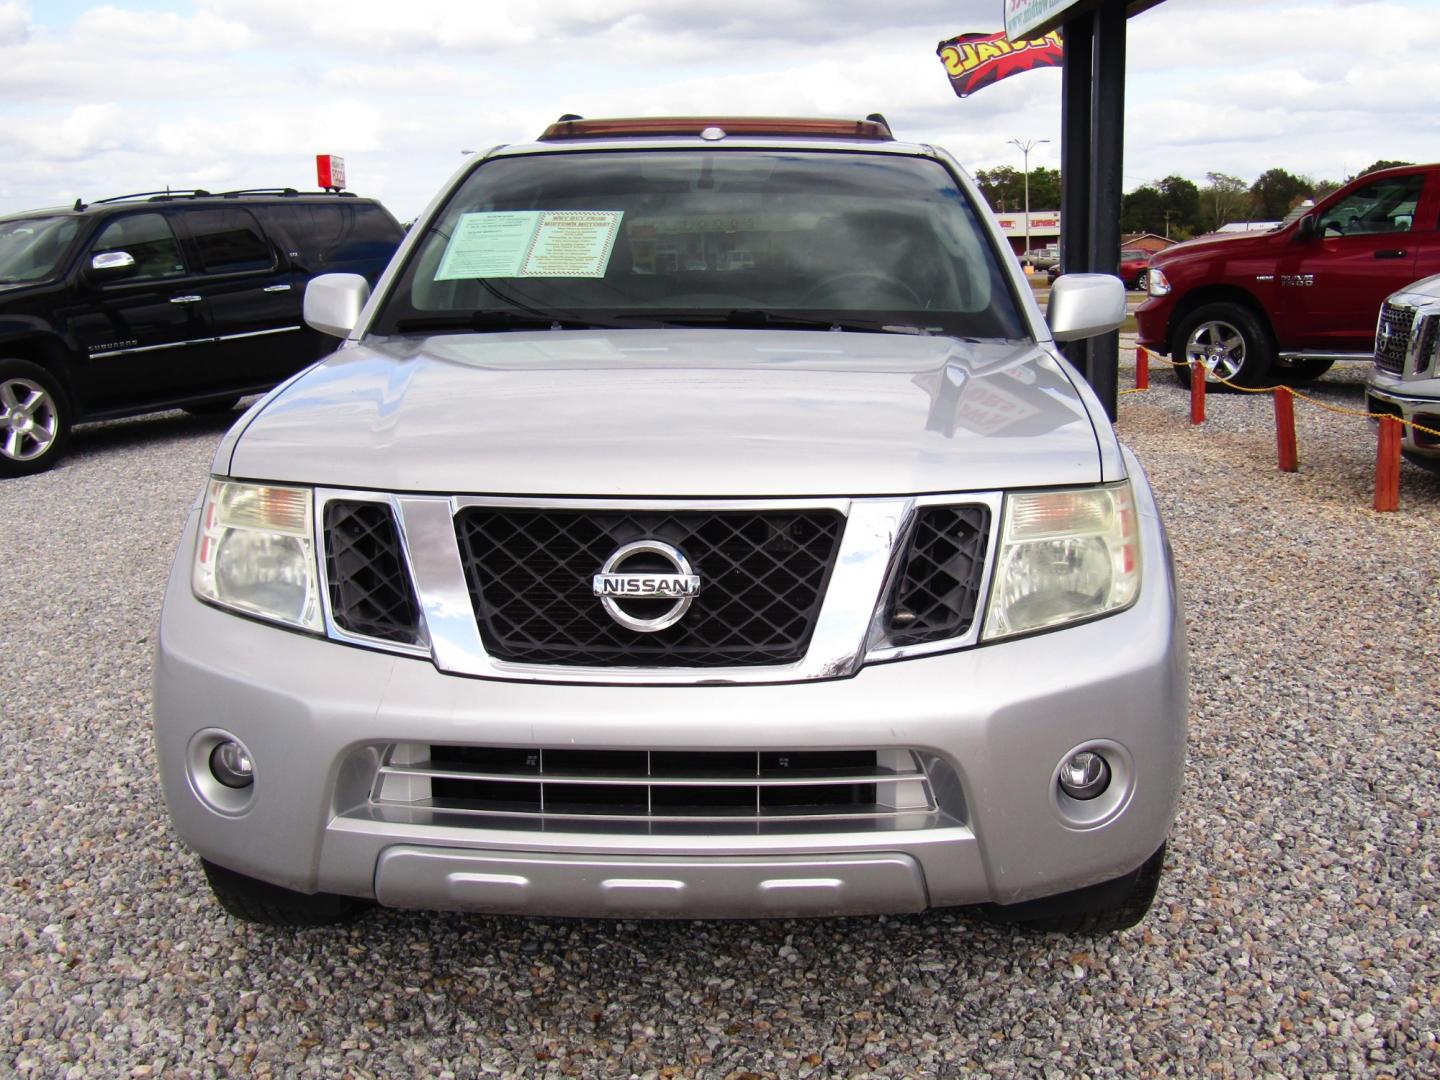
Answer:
[1124,354,1440,441]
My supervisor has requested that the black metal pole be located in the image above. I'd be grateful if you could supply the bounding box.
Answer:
[1059,11,1094,379]
[1088,0,1127,420]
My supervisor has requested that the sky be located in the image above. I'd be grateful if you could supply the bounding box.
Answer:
[1,0,1438,221]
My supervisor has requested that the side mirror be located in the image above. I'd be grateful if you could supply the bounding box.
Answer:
[89,251,137,277]
[304,273,371,338]
[1295,214,1318,242]
[1046,273,1126,342]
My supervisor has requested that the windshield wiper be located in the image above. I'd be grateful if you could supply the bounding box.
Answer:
[614,309,939,335]
[394,310,592,334]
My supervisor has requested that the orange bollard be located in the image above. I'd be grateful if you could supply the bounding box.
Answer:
[1374,415,1402,511]
[1189,360,1206,424]
[1135,346,1149,390]
[1274,388,1297,472]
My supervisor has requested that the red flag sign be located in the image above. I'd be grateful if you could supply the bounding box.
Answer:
[936,30,1063,98]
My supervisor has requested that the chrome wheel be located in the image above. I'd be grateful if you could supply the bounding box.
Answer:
[1184,319,1247,382]
[1,376,59,462]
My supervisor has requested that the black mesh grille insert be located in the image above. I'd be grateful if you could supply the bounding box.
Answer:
[324,501,422,644]
[454,508,844,667]
[1416,314,1440,378]
[885,505,991,647]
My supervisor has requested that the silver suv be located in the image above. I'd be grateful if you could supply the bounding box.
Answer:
[154,116,1188,933]
[1367,274,1440,472]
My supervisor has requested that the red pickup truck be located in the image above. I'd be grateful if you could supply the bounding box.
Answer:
[1137,163,1440,386]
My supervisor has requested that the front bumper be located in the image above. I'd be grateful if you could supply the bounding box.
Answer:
[153,473,1188,919]
[1135,294,1175,352]
[1367,372,1440,459]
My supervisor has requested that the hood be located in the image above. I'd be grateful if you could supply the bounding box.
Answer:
[1154,227,1285,264]
[225,328,1104,497]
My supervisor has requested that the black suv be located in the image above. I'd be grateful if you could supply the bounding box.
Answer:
[0,189,404,476]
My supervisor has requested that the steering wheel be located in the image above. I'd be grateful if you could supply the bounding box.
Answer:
[799,272,923,308]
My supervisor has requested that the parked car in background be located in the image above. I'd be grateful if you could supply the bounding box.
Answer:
[0,189,404,476]
[154,115,1186,935]
[1366,273,1440,473]
[1044,249,1145,289]
[1138,163,1440,387]
[1118,248,1151,291]
[1023,244,1059,269]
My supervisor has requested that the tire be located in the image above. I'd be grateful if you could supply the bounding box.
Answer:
[1135,269,1149,293]
[1403,449,1440,476]
[1170,302,1274,389]
[1274,358,1334,384]
[201,859,368,927]
[0,358,72,478]
[978,842,1167,934]
[182,396,241,416]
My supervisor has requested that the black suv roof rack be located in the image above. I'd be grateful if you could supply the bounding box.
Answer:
[213,188,357,199]
[93,188,357,205]
[95,190,213,203]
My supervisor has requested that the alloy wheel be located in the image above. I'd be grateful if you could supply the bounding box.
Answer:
[1184,319,1246,382]
[1,376,59,462]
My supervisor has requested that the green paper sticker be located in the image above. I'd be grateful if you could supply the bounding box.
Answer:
[434,210,623,281]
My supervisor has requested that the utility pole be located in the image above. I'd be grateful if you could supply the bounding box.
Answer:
[1008,138,1050,266]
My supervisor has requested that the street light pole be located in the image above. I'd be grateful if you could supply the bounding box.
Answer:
[1007,137,1050,268]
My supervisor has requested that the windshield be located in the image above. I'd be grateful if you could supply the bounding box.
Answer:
[373,150,1027,339]
[0,216,81,284]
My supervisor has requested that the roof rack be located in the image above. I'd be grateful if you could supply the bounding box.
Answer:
[92,188,357,205]
[211,188,356,199]
[538,115,895,142]
[95,190,213,204]
[214,187,301,198]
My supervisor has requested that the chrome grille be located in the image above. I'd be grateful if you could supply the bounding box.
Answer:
[372,745,936,824]
[454,508,844,667]
[1375,301,1415,374]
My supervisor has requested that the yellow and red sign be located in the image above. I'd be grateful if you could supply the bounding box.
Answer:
[936,30,1064,99]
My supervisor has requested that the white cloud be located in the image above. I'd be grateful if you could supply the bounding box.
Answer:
[197,0,991,55]
[72,5,253,53]
[0,1,28,46]
[0,0,1435,220]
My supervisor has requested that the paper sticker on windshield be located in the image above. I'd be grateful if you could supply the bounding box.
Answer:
[434,212,537,279]
[434,210,622,281]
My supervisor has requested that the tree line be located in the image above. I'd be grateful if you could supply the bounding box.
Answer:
[973,160,1412,241]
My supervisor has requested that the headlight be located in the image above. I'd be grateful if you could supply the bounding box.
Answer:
[983,482,1140,640]
[192,479,323,632]
[1147,267,1171,297]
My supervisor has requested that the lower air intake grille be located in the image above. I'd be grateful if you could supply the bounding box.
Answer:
[372,745,935,824]
[323,501,422,644]
[885,505,991,647]
[454,508,844,667]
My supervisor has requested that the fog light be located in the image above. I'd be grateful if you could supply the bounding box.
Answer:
[1058,751,1110,801]
[209,740,254,789]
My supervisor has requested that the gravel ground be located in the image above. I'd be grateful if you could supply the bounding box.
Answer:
[2,355,1439,1078]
